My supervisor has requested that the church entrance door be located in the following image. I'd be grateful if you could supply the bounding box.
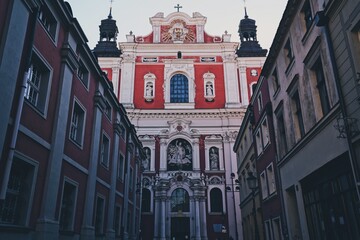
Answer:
[171,217,190,240]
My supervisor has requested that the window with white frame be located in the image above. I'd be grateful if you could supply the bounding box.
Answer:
[94,196,105,236]
[144,73,156,101]
[24,51,52,114]
[0,157,37,226]
[38,4,58,41]
[100,133,110,168]
[260,171,268,199]
[59,180,77,231]
[69,99,86,147]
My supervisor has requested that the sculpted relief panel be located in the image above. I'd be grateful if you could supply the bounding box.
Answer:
[161,19,196,43]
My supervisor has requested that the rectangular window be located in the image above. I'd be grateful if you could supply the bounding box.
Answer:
[275,107,288,158]
[301,0,313,32]
[255,129,263,155]
[257,92,263,112]
[313,58,330,116]
[291,91,305,138]
[260,171,268,199]
[117,154,124,180]
[70,100,86,147]
[129,167,133,191]
[120,125,126,139]
[95,196,105,236]
[100,133,110,168]
[261,118,270,147]
[59,180,77,231]
[272,218,282,240]
[38,5,57,40]
[0,158,36,226]
[271,68,280,95]
[284,38,294,71]
[24,52,51,114]
[77,60,89,88]
[104,99,112,121]
[267,164,276,195]
[114,205,122,236]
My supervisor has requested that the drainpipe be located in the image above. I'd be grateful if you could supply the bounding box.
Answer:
[314,11,360,201]
[0,6,39,200]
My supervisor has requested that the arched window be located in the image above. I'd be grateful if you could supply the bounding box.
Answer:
[210,188,223,213]
[170,74,188,103]
[171,188,190,212]
[141,188,151,212]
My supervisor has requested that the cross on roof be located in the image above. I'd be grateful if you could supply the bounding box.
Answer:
[174,4,182,12]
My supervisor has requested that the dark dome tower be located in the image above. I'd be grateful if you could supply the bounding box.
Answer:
[93,8,121,57]
[236,8,267,57]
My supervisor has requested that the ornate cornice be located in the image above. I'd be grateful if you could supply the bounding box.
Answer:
[126,109,246,119]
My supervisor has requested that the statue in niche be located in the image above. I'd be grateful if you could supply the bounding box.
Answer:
[143,147,151,171]
[206,83,213,96]
[210,147,219,170]
[145,83,153,97]
[167,139,192,171]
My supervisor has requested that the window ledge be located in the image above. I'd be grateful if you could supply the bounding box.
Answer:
[164,103,195,109]
[0,224,32,233]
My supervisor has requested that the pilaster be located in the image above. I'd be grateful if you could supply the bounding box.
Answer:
[80,90,105,240]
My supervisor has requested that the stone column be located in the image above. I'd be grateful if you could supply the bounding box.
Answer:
[195,198,201,240]
[81,91,105,240]
[223,53,241,108]
[36,42,76,239]
[106,119,121,240]
[159,138,167,171]
[160,196,167,240]
[119,52,135,108]
[153,192,161,239]
[200,196,208,239]
[193,138,200,171]
[238,66,249,105]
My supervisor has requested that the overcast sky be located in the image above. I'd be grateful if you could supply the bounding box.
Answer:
[66,0,288,51]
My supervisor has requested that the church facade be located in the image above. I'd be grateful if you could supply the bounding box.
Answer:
[95,7,267,240]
